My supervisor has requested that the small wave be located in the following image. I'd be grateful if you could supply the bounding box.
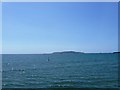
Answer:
[48,84,75,88]
[52,80,78,85]
[2,69,25,72]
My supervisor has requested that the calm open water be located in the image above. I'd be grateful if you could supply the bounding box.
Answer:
[2,53,118,88]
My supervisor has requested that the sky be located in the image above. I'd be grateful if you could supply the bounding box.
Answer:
[2,2,118,54]
[0,2,1,86]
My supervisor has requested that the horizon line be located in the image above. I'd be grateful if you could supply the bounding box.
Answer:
[1,51,119,54]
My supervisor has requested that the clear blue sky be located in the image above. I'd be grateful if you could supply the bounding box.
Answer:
[2,2,118,54]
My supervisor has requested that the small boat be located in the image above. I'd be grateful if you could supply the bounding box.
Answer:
[48,57,50,61]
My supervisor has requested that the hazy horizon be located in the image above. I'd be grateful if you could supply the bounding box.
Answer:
[1,50,118,54]
[2,2,118,54]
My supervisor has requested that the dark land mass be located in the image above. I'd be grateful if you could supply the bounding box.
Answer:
[113,52,120,53]
[52,51,84,54]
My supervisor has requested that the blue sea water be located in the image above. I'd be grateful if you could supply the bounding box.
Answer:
[2,53,118,88]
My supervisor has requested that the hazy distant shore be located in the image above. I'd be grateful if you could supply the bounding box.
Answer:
[2,51,119,55]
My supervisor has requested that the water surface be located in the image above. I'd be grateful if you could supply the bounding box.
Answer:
[2,53,118,88]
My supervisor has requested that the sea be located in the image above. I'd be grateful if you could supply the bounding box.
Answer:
[2,53,119,88]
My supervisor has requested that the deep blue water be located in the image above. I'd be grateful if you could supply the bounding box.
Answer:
[2,53,118,88]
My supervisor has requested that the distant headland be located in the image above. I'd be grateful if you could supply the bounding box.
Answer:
[113,52,120,53]
[52,51,84,54]
[51,51,117,54]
